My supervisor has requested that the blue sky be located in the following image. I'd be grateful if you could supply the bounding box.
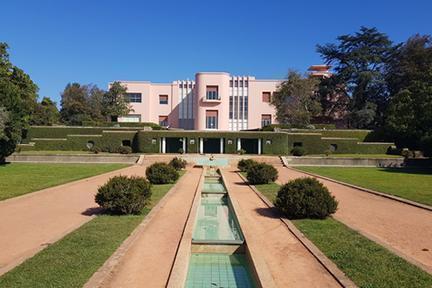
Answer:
[1,0,431,104]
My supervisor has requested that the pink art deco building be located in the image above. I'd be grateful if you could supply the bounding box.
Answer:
[115,72,281,131]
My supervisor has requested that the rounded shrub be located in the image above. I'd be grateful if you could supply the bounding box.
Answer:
[117,146,132,154]
[169,157,187,170]
[91,146,102,154]
[237,159,258,173]
[95,175,152,215]
[246,163,278,184]
[291,146,306,156]
[146,162,179,184]
[274,177,338,219]
[237,149,246,155]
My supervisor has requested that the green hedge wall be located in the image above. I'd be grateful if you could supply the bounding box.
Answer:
[28,131,138,152]
[284,129,372,141]
[136,131,289,155]
[23,126,142,143]
[287,133,323,154]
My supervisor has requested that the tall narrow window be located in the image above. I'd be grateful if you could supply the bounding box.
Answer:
[261,114,271,127]
[159,94,168,104]
[205,110,218,129]
[159,116,168,127]
[262,92,271,103]
[206,86,219,100]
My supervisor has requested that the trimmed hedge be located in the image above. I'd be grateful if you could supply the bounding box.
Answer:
[136,131,289,155]
[20,126,394,155]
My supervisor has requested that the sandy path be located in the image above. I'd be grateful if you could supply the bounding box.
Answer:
[104,167,201,288]
[276,165,432,273]
[222,168,342,288]
[0,164,146,276]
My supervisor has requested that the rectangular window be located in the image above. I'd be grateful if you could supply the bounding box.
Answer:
[159,95,168,104]
[126,93,142,103]
[206,86,219,100]
[261,114,271,127]
[206,110,218,129]
[159,116,168,127]
[262,92,271,103]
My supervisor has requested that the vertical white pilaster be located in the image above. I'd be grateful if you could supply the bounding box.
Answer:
[237,138,241,151]
[162,137,166,153]
[258,139,262,155]
[220,138,224,154]
[182,137,186,153]
[199,138,204,154]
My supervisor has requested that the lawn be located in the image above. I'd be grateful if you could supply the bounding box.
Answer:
[0,163,129,201]
[296,166,432,206]
[249,177,432,287]
[0,171,185,288]
[306,154,402,159]
[294,218,432,288]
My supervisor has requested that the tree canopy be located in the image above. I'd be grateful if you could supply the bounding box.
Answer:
[385,35,432,149]
[102,81,132,122]
[317,26,395,128]
[0,43,38,161]
[272,71,321,127]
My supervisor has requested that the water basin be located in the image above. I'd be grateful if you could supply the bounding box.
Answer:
[185,253,256,288]
[192,193,243,243]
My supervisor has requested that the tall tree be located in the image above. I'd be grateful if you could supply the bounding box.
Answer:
[272,71,321,127]
[87,85,106,123]
[317,27,395,128]
[102,81,131,122]
[385,34,432,149]
[60,83,92,125]
[0,43,38,161]
[30,97,60,126]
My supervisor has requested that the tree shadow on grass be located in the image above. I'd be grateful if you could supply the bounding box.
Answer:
[378,167,432,176]
[81,206,103,216]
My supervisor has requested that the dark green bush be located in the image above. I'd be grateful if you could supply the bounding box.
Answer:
[246,163,278,184]
[169,157,187,170]
[117,146,132,154]
[146,162,179,184]
[91,146,101,154]
[291,146,306,156]
[274,177,338,219]
[95,175,152,215]
[237,149,246,155]
[237,159,258,172]
[420,135,432,157]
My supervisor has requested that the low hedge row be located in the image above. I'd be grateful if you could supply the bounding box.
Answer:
[28,131,138,152]
[288,133,393,155]
[22,126,142,143]
[136,131,289,155]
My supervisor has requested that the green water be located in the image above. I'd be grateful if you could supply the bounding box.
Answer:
[192,193,242,242]
[196,158,228,167]
[185,253,256,288]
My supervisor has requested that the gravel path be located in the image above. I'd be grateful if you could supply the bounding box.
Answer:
[277,165,432,274]
[0,164,144,276]
[222,168,342,288]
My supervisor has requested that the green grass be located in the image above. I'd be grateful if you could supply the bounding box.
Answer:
[0,163,129,201]
[249,177,432,287]
[0,171,185,288]
[307,154,403,159]
[293,218,432,288]
[296,166,432,206]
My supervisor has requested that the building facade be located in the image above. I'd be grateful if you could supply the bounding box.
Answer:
[116,72,281,131]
